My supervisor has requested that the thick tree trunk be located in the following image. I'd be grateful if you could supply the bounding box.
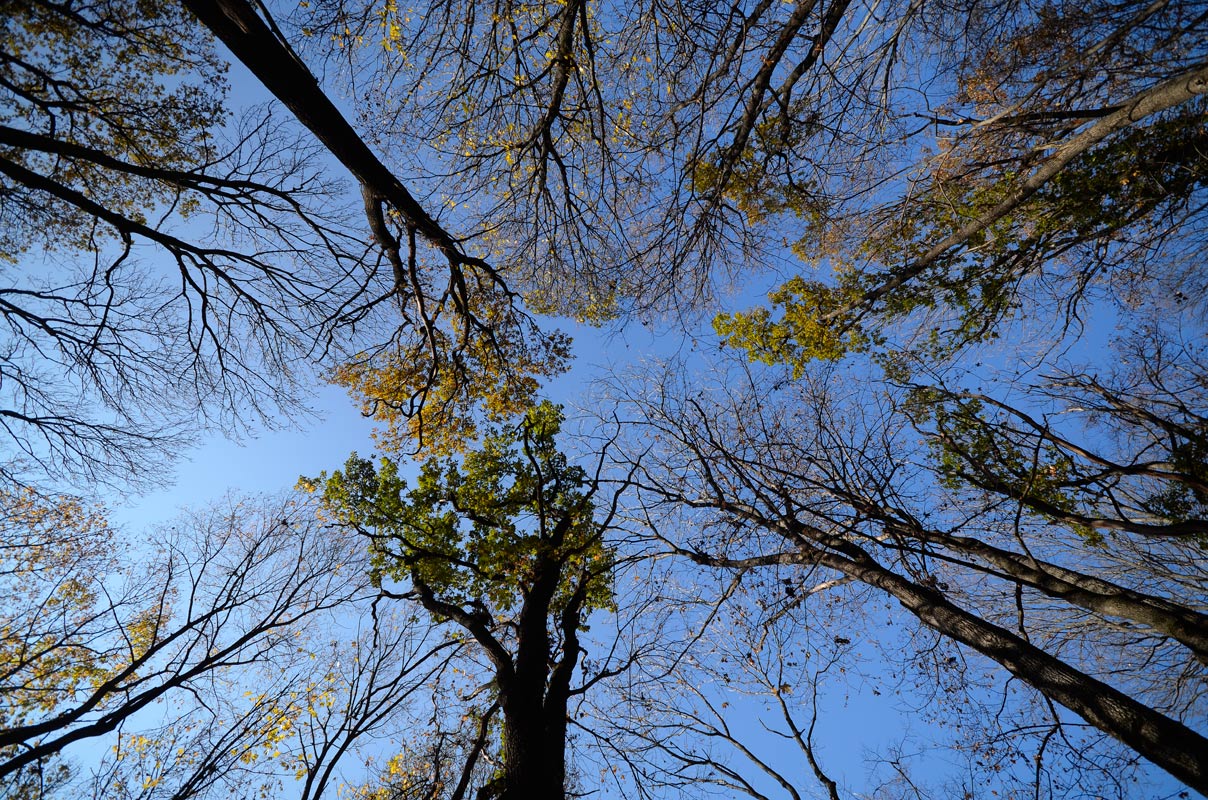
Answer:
[496,694,568,800]
[490,530,584,800]
[793,524,1208,793]
[182,0,485,264]
[892,523,1208,661]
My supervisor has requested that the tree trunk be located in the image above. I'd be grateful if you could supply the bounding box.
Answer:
[791,523,1208,793]
[887,521,1208,661]
[496,693,568,800]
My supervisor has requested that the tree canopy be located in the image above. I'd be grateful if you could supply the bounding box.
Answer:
[0,0,416,488]
[311,402,620,800]
[1,0,1206,797]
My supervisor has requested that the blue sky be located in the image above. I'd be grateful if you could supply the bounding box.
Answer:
[91,32,1196,800]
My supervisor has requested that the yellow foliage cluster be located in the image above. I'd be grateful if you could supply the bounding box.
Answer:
[2,0,227,262]
[0,489,121,718]
[690,118,825,228]
[332,304,571,456]
[714,276,875,372]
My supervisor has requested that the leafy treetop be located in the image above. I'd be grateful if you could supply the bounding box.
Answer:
[308,401,612,618]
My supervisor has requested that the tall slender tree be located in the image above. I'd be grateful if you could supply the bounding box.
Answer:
[616,359,1208,793]
[313,402,622,800]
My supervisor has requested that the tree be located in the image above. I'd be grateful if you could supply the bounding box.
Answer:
[8,0,1208,796]
[182,0,575,459]
[712,2,1208,363]
[312,402,621,800]
[614,359,1208,794]
[0,0,408,487]
[0,488,450,799]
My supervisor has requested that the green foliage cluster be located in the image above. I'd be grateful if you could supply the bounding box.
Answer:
[714,275,879,371]
[716,108,1208,367]
[906,390,1095,534]
[311,402,612,616]
[1040,109,1208,241]
[1143,434,1208,526]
